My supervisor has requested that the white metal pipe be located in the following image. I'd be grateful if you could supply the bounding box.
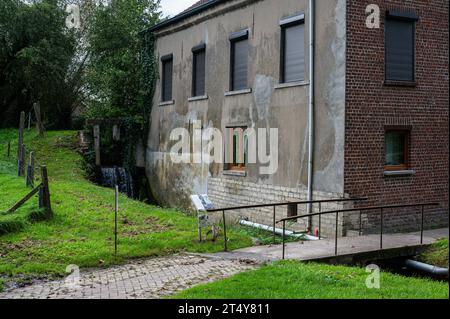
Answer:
[239,220,319,241]
[307,0,315,226]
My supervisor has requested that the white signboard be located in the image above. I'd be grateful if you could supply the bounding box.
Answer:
[190,194,214,211]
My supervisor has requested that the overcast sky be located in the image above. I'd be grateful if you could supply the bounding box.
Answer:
[160,0,199,17]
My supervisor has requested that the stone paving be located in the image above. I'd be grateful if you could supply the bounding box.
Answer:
[0,254,259,299]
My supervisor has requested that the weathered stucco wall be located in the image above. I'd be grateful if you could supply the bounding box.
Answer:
[146,0,347,211]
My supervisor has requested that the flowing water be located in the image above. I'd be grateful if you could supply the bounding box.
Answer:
[100,167,135,198]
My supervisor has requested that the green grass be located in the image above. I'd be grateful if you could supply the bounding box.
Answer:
[419,239,449,268]
[0,129,252,287]
[173,260,449,299]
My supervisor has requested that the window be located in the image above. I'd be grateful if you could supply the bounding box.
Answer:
[280,13,305,83]
[385,130,409,170]
[161,54,173,102]
[230,29,249,91]
[385,10,418,82]
[225,127,248,171]
[192,44,206,97]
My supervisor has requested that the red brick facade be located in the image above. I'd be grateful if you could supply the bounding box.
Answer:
[344,0,449,231]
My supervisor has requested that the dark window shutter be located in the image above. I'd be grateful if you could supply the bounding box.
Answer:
[162,59,173,101]
[385,19,414,81]
[193,50,206,96]
[283,23,305,82]
[232,38,248,91]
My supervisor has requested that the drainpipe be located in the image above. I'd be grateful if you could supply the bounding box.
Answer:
[307,0,315,230]
[404,259,449,277]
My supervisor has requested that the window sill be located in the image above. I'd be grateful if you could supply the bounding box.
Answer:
[224,88,252,96]
[159,100,175,106]
[384,170,416,177]
[188,95,208,102]
[384,80,417,87]
[222,170,247,177]
[275,81,309,89]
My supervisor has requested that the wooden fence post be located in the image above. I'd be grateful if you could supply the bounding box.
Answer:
[26,151,35,188]
[18,143,25,177]
[28,111,31,130]
[7,141,10,157]
[39,165,51,214]
[93,125,101,166]
[34,102,44,136]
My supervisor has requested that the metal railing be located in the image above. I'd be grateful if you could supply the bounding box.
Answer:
[206,197,367,251]
[277,202,440,259]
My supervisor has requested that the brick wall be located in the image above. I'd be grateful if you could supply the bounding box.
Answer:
[208,177,348,237]
[344,0,449,233]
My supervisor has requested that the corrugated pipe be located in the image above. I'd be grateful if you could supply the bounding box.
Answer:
[404,259,449,277]
[307,0,316,230]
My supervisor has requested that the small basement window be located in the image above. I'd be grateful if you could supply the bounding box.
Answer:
[385,130,410,171]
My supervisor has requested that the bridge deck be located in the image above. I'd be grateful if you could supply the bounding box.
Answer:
[211,228,449,263]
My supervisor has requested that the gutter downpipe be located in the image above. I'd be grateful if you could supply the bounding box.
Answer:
[307,0,315,231]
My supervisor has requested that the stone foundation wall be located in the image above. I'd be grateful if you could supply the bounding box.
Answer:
[207,177,350,238]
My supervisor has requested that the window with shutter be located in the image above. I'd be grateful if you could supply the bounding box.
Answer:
[230,30,249,91]
[281,25,305,82]
[385,11,418,82]
[192,45,206,97]
[280,13,305,83]
[161,54,173,102]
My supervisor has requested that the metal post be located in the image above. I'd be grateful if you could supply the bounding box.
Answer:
[420,205,424,244]
[335,212,338,256]
[359,211,363,236]
[318,214,321,240]
[282,220,286,260]
[318,202,322,239]
[222,210,227,252]
[7,141,10,157]
[115,185,118,256]
[380,208,383,250]
[273,206,276,244]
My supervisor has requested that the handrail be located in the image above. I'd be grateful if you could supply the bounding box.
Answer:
[277,202,440,224]
[206,197,367,252]
[206,197,367,213]
[276,202,441,260]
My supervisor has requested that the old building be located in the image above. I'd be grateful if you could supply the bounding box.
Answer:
[144,0,448,236]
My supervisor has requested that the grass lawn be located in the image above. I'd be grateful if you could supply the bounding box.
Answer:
[418,239,449,268]
[0,129,252,289]
[173,260,449,299]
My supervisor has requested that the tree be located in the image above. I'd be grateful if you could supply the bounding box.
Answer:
[84,0,160,120]
[0,0,77,128]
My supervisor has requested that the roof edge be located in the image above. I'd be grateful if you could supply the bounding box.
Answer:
[142,0,228,34]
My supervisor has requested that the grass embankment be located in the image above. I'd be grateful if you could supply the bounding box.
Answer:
[419,239,449,268]
[0,129,252,289]
[173,260,449,299]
